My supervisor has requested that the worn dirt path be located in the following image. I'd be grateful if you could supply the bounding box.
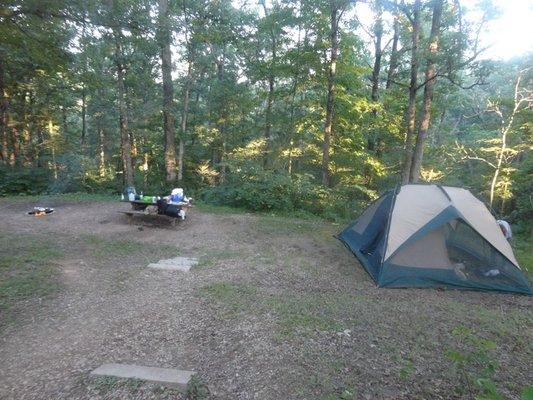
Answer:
[0,199,531,400]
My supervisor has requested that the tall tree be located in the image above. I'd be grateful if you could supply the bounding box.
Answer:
[385,4,400,90]
[370,0,383,104]
[487,70,532,207]
[409,0,443,182]
[0,48,8,163]
[108,2,135,187]
[322,0,348,187]
[158,0,176,183]
[400,0,421,184]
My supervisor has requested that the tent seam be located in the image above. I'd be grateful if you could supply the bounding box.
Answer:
[378,184,400,283]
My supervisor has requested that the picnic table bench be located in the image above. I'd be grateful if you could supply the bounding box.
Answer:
[119,199,191,226]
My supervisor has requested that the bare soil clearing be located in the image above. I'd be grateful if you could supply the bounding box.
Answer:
[0,198,531,399]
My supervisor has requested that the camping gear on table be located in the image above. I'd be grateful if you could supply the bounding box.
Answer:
[337,184,532,295]
[170,188,185,203]
[157,198,185,220]
[123,186,137,201]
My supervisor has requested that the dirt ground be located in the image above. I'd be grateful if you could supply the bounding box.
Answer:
[0,198,531,400]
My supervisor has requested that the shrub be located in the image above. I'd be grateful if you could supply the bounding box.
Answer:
[0,165,51,195]
[200,165,378,220]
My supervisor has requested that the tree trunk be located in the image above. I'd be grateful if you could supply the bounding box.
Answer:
[97,116,106,176]
[10,126,19,166]
[322,2,342,187]
[385,6,400,90]
[288,3,303,174]
[0,49,8,163]
[158,0,176,183]
[178,59,192,182]
[368,0,384,158]
[81,84,87,151]
[113,30,135,186]
[261,2,276,169]
[400,0,421,185]
[371,0,383,103]
[489,73,526,207]
[409,0,443,182]
[215,50,227,183]
[22,94,31,166]
[264,73,274,168]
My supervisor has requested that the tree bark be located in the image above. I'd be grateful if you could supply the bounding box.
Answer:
[385,6,400,90]
[368,0,384,157]
[322,1,343,187]
[400,0,421,185]
[371,0,383,103]
[288,2,303,174]
[215,49,227,183]
[113,29,135,186]
[409,0,443,182]
[10,126,19,166]
[261,2,276,169]
[489,73,527,207]
[0,49,9,163]
[178,59,192,182]
[81,85,87,151]
[96,113,106,176]
[158,0,177,183]
[22,93,31,166]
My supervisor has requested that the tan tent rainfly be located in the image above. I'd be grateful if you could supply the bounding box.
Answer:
[338,184,531,294]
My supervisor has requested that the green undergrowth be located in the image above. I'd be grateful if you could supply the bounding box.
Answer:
[0,192,117,203]
[514,234,533,276]
[86,376,185,399]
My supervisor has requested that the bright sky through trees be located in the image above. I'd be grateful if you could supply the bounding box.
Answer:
[351,0,532,60]
[480,0,532,59]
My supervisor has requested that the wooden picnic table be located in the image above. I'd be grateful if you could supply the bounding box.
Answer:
[121,199,190,211]
[119,199,191,226]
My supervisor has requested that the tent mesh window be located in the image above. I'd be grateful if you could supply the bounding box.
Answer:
[388,219,527,289]
[445,220,526,287]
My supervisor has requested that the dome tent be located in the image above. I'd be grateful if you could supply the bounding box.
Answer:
[337,184,532,294]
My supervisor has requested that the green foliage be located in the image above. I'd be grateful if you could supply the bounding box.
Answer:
[201,165,376,219]
[0,166,51,196]
[0,0,530,228]
[186,374,210,400]
[322,388,356,400]
[513,234,533,276]
[0,233,63,315]
[445,326,502,399]
[199,282,259,317]
[509,153,533,234]
[521,386,533,400]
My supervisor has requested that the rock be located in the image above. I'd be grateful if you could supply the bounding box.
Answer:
[90,363,194,389]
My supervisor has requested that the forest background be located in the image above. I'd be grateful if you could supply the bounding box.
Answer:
[0,0,531,233]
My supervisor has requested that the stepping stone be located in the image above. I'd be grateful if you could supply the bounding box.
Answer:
[147,256,198,272]
[91,363,194,389]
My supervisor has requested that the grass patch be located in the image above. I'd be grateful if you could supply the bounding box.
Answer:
[267,294,354,338]
[0,233,63,319]
[196,249,243,268]
[199,282,259,317]
[87,376,146,395]
[79,234,178,262]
